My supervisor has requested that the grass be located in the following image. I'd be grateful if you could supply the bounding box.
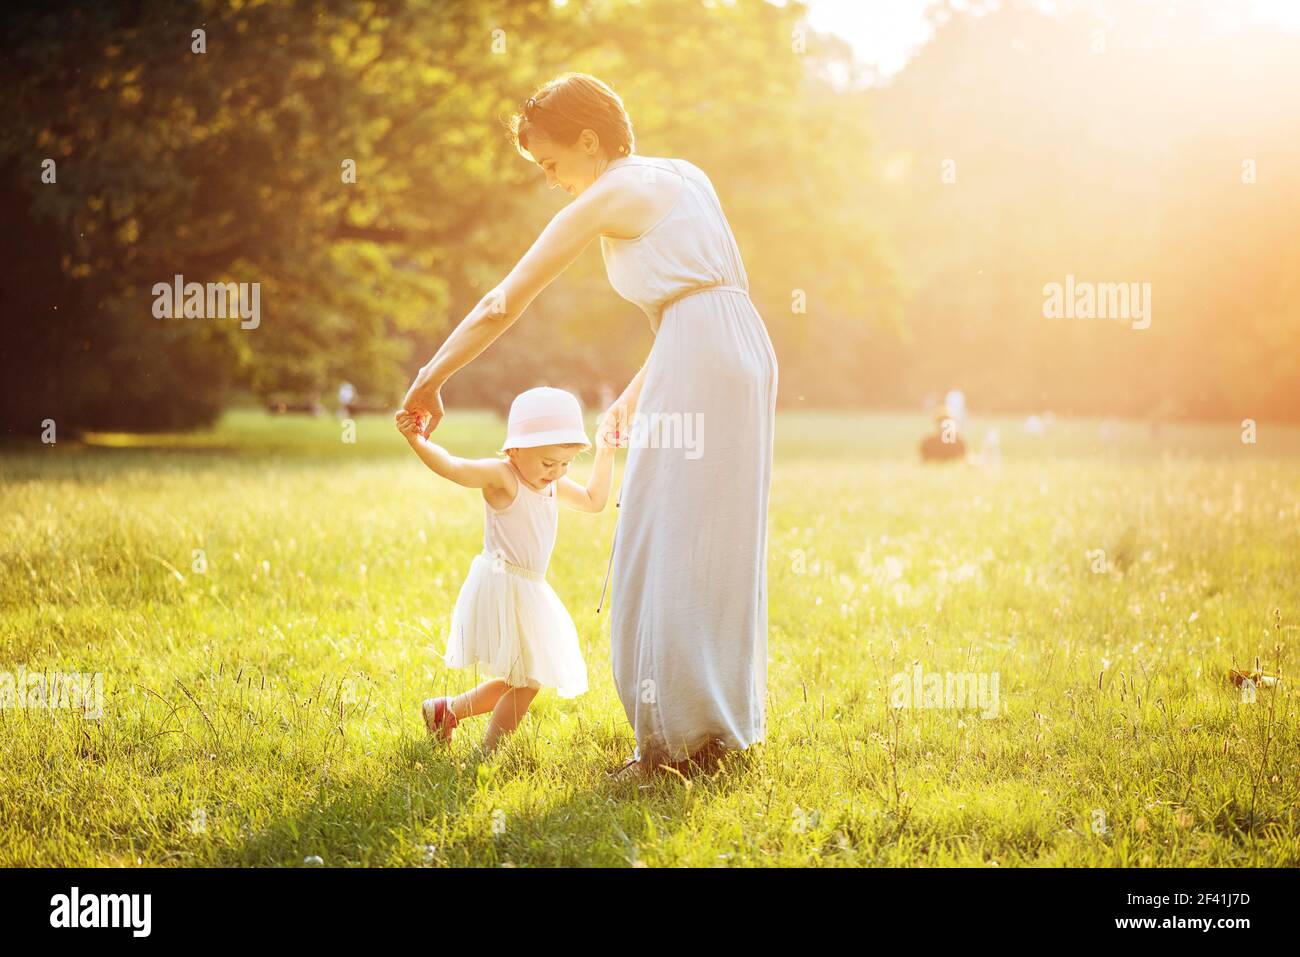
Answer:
[1,409,1297,866]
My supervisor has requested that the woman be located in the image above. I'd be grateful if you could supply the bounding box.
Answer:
[401,73,778,777]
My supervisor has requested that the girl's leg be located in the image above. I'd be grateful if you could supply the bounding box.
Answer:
[482,684,539,753]
[448,678,511,720]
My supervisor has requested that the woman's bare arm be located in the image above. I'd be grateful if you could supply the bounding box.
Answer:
[622,357,651,414]
[598,355,651,447]
[403,177,640,433]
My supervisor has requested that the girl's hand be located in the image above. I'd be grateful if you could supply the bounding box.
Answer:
[395,410,424,440]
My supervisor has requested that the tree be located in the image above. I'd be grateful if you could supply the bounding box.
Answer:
[0,0,902,436]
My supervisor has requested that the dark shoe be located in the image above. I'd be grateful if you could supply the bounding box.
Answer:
[671,741,728,777]
[606,755,643,781]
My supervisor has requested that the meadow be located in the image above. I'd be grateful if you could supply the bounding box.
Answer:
[1,410,1297,867]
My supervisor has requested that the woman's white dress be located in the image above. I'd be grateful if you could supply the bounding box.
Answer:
[443,459,588,698]
[600,155,779,763]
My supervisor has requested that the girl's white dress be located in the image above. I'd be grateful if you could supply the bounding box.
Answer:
[443,460,588,698]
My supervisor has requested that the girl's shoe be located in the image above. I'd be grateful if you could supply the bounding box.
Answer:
[421,697,458,743]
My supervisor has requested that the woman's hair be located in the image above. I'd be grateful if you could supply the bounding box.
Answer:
[507,73,635,161]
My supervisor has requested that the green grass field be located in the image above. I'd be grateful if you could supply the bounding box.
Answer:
[2,410,1297,866]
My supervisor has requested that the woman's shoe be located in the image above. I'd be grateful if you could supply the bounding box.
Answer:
[421,697,458,743]
[685,740,727,774]
[606,755,644,781]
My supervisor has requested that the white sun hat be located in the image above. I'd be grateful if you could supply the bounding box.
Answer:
[500,387,591,451]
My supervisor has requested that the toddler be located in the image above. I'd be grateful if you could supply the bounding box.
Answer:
[395,386,615,753]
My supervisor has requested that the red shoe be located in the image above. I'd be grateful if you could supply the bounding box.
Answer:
[421,697,458,743]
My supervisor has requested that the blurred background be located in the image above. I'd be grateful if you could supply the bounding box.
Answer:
[1,0,1297,437]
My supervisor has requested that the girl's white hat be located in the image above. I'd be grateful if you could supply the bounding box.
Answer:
[501,387,591,451]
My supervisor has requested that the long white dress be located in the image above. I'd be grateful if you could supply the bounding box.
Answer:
[600,155,779,763]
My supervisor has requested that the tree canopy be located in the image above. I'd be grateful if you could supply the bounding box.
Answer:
[2,0,1296,435]
[0,0,894,434]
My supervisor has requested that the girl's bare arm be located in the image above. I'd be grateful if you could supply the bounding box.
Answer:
[556,445,616,512]
[396,412,507,490]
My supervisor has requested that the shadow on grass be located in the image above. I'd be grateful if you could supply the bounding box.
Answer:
[231,733,763,867]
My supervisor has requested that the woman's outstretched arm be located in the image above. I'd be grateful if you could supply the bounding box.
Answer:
[402,180,630,435]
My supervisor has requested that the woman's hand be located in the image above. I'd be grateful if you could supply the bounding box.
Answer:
[599,392,633,449]
[600,362,649,448]
[401,369,445,438]
[594,412,616,450]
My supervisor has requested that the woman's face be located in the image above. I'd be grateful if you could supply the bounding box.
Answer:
[527,131,608,197]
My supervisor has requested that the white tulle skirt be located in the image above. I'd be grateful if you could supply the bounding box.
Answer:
[443,551,588,698]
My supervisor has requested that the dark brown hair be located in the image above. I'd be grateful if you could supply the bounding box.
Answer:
[507,73,635,161]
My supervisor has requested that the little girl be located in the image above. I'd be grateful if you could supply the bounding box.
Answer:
[395,386,616,754]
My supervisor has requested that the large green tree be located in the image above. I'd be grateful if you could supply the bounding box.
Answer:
[0,0,900,435]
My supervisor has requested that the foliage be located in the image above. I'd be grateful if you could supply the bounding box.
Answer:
[0,0,896,433]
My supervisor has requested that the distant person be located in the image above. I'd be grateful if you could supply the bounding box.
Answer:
[338,381,356,417]
[945,388,967,428]
[920,404,966,463]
